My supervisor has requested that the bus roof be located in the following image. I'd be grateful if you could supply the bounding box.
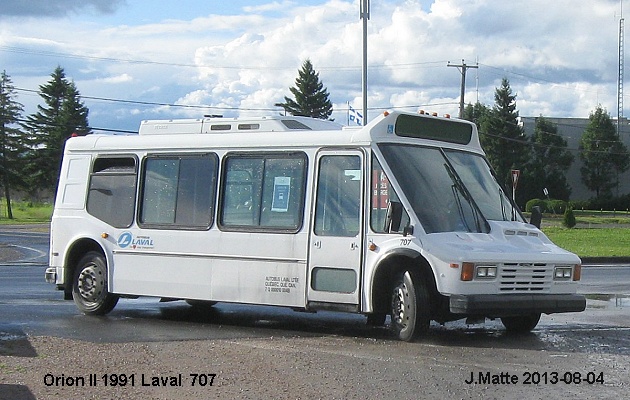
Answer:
[66,111,482,153]
[138,115,343,135]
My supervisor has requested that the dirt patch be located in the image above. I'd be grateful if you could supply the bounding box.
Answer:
[1,334,628,400]
[0,245,24,263]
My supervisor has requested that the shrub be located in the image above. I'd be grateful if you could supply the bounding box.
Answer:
[547,199,568,215]
[563,207,576,228]
[525,198,546,213]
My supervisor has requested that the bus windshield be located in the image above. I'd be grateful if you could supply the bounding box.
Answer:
[379,144,522,234]
[443,149,523,225]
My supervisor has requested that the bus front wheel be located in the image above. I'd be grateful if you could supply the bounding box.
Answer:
[501,314,541,333]
[72,251,119,315]
[389,270,430,341]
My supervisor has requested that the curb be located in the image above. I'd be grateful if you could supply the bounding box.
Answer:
[581,257,630,266]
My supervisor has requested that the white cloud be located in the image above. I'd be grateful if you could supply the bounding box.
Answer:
[94,73,133,84]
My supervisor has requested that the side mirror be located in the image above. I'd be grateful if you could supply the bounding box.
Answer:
[530,206,542,229]
[384,201,403,233]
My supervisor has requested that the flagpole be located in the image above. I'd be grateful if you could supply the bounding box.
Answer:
[360,0,369,126]
[347,101,350,126]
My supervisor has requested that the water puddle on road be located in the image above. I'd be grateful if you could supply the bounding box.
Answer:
[585,294,630,309]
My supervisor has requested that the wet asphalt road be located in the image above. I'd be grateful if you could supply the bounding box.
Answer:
[0,226,629,351]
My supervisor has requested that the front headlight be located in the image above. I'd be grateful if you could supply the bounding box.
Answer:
[476,265,497,279]
[554,266,573,280]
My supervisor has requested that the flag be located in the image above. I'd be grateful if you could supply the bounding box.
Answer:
[348,104,363,126]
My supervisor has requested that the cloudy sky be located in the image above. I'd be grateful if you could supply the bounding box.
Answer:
[0,0,626,133]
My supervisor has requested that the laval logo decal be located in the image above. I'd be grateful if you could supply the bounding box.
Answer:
[117,232,133,248]
[117,232,154,250]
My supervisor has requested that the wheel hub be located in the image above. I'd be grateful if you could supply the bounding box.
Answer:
[392,284,409,327]
[77,265,104,302]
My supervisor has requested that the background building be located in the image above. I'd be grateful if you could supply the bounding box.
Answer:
[521,117,630,201]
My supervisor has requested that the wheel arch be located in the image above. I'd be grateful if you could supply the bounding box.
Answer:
[63,237,107,299]
[370,249,440,317]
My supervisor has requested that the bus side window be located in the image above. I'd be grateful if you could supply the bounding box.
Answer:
[314,155,361,237]
[139,154,217,229]
[222,158,261,227]
[86,156,137,228]
[220,153,307,232]
[370,154,409,234]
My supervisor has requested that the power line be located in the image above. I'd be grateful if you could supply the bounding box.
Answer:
[0,45,446,72]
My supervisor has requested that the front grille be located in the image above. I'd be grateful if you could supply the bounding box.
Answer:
[499,263,552,292]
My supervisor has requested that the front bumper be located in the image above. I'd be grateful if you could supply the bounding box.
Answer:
[449,293,586,316]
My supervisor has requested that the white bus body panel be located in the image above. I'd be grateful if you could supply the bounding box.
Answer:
[111,230,308,307]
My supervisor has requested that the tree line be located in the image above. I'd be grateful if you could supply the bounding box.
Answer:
[0,66,89,218]
[463,78,630,209]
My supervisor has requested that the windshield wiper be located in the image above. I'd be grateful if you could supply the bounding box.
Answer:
[450,183,473,232]
[443,162,488,233]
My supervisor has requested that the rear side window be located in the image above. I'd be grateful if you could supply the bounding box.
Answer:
[87,156,138,228]
[139,153,218,229]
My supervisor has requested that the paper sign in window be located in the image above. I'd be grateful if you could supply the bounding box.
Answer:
[271,176,291,212]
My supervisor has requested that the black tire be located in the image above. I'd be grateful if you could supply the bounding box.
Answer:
[72,251,119,315]
[185,300,217,309]
[366,312,387,326]
[389,270,430,341]
[501,313,541,333]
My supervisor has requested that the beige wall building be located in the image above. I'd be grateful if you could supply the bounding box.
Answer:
[520,117,630,201]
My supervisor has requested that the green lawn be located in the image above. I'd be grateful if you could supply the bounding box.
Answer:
[543,227,630,258]
[0,202,53,224]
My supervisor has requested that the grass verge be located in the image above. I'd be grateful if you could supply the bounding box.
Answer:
[543,227,630,258]
[0,202,53,224]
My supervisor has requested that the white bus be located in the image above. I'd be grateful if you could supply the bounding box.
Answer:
[46,110,585,341]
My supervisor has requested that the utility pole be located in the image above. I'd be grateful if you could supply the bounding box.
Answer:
[360,0,369,126]
[448,59,478,118]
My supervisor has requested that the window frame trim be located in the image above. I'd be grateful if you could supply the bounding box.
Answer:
[217,151,309,234]
[86,154,139,229]
[137,152,219,231]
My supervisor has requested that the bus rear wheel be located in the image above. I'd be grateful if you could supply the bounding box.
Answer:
[501,313,541,333]
[389,270,430,341]
[72,251,119,315]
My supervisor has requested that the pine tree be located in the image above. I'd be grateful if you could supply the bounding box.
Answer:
[579,105,629,199]
[463,101,491,125]
[276,59,333,120]
[480,78,528,189]
[520,116,573,202]
[24,66,91,198]
[0,71,26,219]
